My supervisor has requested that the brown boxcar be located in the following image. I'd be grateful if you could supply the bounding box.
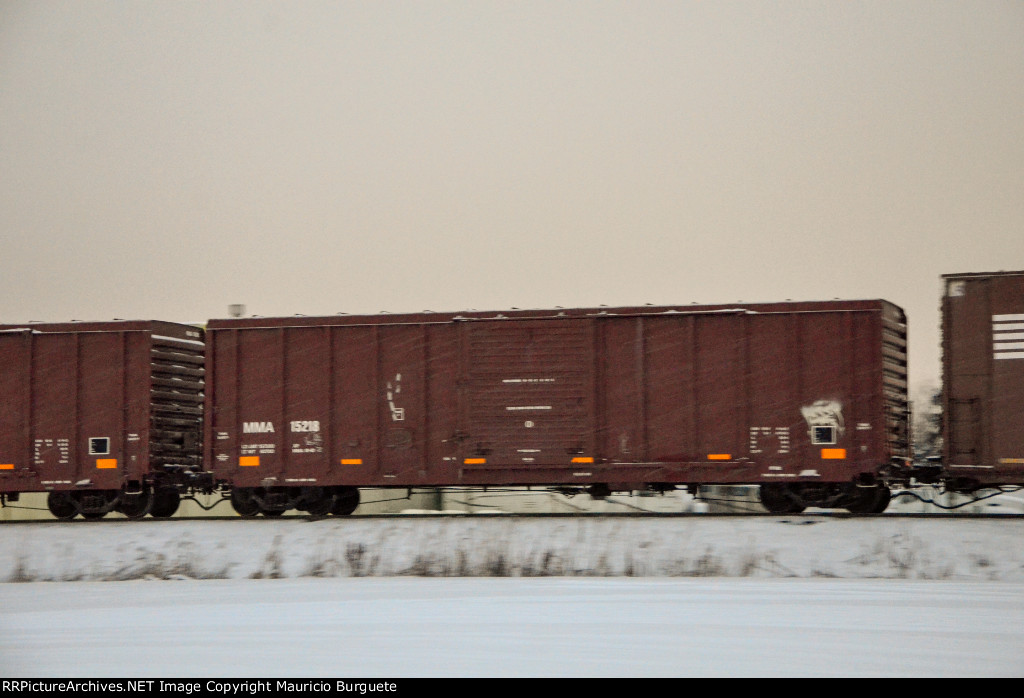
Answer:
[942,271,1024,489]
[0,321,206,518]
[206,300,908,515]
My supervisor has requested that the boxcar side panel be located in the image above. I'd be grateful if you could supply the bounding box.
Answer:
[643,315,696,464]
[329,325,378,484]
[0,332,32,492]
[990,276,1024,471]
[125,332,154,482]
[234,328,287,484]
[945,279,992,466]
[943,272,1024,485]
[459,320,596,480]
[857,310,890,467]
[281,326,331,485]
[424,323,459,483]
[376,324,428,482]
[206,301,899,494]
[75,331,129,489]
[745,313,803,479]
[632,309,892,485]
[599,316,646,464]
[0,321,203,509]
[798,310,852,479]
[206,327,238,483]
[695,314,745,464]
[31,335,87,488]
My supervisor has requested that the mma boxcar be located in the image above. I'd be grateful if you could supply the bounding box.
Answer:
[0,321,205,519]
[205,300,908,515]
[942,271,1024,490]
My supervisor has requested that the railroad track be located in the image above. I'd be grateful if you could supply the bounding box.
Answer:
[3,511,1023,525]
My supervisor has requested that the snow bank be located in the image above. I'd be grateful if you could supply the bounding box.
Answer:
[3,515,1023,582]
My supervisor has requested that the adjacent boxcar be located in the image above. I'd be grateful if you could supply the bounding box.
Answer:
[0,321,206,519]
[206,300,908,514]
[942,271,1024,490]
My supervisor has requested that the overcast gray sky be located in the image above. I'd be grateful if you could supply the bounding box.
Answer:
[1,1,1021,390]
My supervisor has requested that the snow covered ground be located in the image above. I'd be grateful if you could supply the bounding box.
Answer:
[2,515,1023,582]
[2,515,1023,677]
[2,577,1023,677]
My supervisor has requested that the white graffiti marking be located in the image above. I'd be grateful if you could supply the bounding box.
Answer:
[800,400,845,440]
[386,373,405,421]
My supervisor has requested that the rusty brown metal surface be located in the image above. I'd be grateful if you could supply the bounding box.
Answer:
[206,300,907,491]
[0,321,204,495]
[942,271,1024,486]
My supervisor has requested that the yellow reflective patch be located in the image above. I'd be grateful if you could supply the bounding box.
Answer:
[239,456,260,466]
[821,449,847,459]
[96,459,118,469]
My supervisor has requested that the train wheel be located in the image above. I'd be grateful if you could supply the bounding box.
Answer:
[117,489,153,519]
[846,486,891,514]
[76,490,119,519]
[870,485,892,514]
[150,488,181,518]
[230,488,260,517]
[261,508,285,517]
[845,487,877,514]
[301,488,335,517]
[47,492,78,520]
[331,486,360,516]
[759,484,806,514]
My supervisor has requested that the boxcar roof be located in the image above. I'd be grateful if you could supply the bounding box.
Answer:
[207,299,902,330]
[0,320,199,334]
[942,270,1024,280]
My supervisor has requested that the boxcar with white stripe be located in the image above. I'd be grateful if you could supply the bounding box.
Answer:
[942,271,1024,489]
